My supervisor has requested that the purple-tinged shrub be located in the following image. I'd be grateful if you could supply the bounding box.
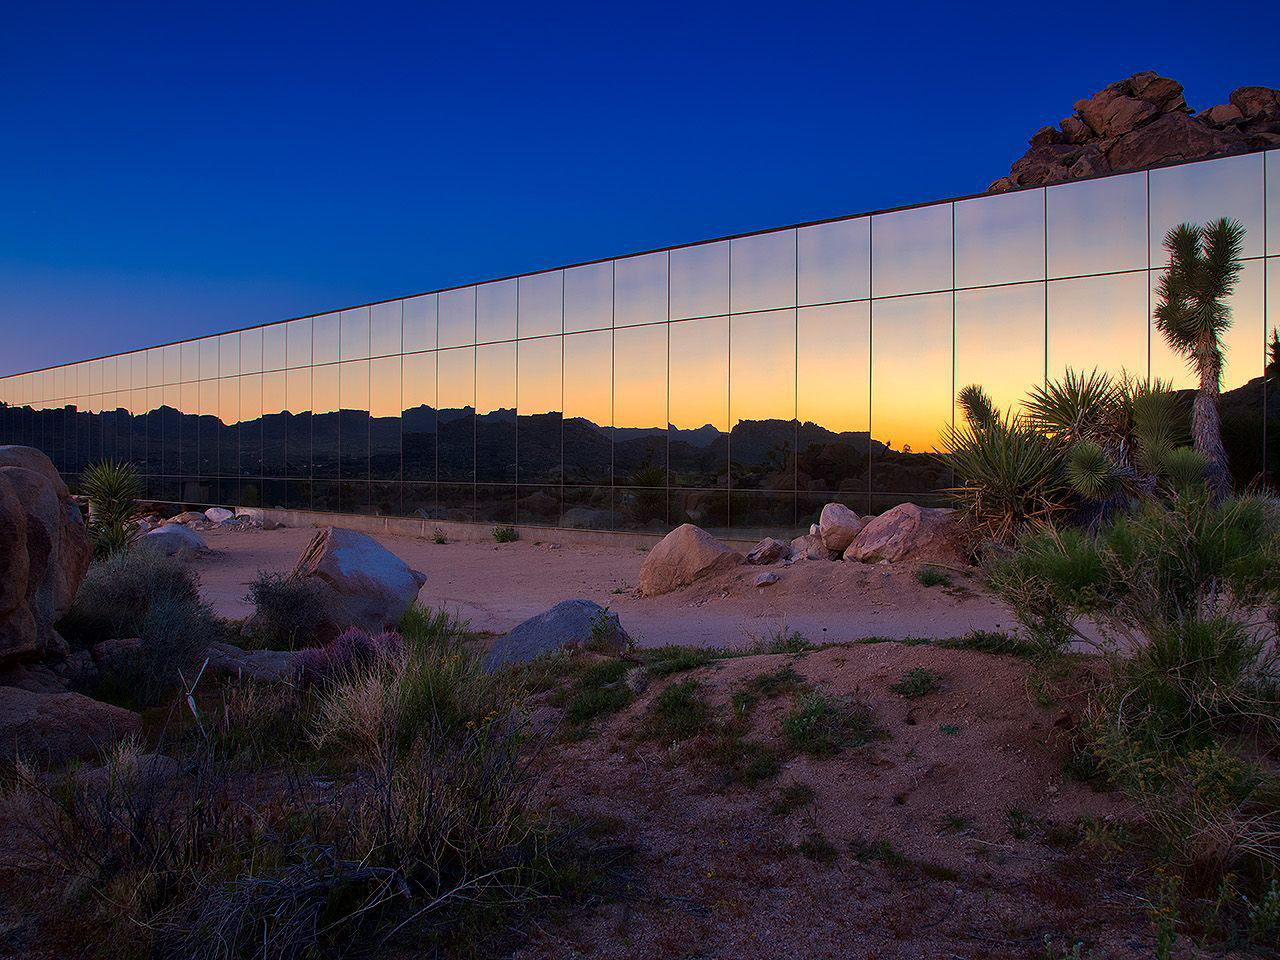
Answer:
[295,627,404,689]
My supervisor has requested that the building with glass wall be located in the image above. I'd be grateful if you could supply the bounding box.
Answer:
[2,149,1278,540]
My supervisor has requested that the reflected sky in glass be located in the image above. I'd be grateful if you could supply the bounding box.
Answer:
[1047,272,1147,379]
[614,252,666,328]
[1269,152,1279,257]
[403,295,437,353]
[1151,261,1264,391]
[402,352,435,411]
[730,309,795,426]
[1047,171,1146,278]
[613,323,666,430]
[370,356,401,418]
[312,313,339,365]
[439,286,476,348]
[518,335,561,416]
[476,342,515,414]
[264,325,286,371]
[517,271,562,339]
[563,330,611,428]
[797,217,869,306]
[954,189,1045,288]
[670,241,728,320]
[955,283,1044,414]
[340,308,370,361]
[872,293,952,453]
[731,230,796,313]
[286,367,309,416]
[371,301,402,358]
[437,347,474,412]
[669,316,727,432]
[476,279,517,343]
[872,204,952,297]
[286,319,311,369]
[312,364,339,415]
[564,261,612,332]
[1150,153,1265,261]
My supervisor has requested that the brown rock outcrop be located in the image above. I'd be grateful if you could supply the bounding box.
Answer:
[639,524,743,596]
[990,72,1278,192]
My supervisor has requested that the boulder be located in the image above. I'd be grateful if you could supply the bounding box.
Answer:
[844,504,956,563]
[0,686,141,766]
[204,507,234,524]
[746,537,790,565]
[167,511,207,525]
[790,533,837,561]
[818,502,865,553]
[141,523,208,558]
[205,641,298,683]
[484,598,630,671]
[638,524,743,597]
[0,446,91,668]
[754,572,780,588]
[289,527,427,639]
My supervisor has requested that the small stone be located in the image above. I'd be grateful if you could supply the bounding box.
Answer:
[204,507,234,524]
[754,572,780,587]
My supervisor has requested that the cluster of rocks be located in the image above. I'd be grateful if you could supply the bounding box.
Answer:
[989,72,1280,192]
[133,506,274,558]
[637,501,959,597]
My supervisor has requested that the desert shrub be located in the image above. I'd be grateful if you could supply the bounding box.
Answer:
[59,546,204,644]
[79,459,143,559]
[645,679,709,742]
[890,667,941,699]
[781,692,882,757]
[492,525,519,543]
[242,571,331,649]
[295,626,404,690]
[915,566,952,588]
[101,591,221,709]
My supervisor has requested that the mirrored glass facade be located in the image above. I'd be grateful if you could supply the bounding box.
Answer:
[3,149,1276,538]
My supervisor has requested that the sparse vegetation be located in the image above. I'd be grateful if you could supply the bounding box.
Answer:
[890,667,941,699]
[79,458,143,558]
[432,526,447,544]
[915,566,952,588]
[781,691,882,757]
[493,525,519,543]
[242,570,331,649]
[646,679,709,742]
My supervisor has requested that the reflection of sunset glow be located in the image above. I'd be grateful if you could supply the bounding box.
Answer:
[873,205,952,298]
[955,284,1044,414]
[263,372,286,416]
[1151,260,1263,391]
[286,368,310,416]
[519,337,561,416]
[1047,172,1146,277]
[614,324,666,430]
[1150,153,1265,261]
[872,293,952,453]
[731,310,794,426]
[955,189,1044,288]
[670,317,727,431]
[798,302,868,435]
[1048,272,1147,380]
[370,357,400,418]
[312,366,338,415]
[402,353,435,410]
[564,330,611,427]
[437,348,474,411]
[476,343,515,414]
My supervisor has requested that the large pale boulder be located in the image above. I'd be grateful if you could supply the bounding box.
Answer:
[818,502,865,553]
[844,504,956,563]
[638,524,743,597]
[484,598,630,671]
[289,527,427,639]
[0,446,91,667]
[141,523,209,558]
[0,686,141,765]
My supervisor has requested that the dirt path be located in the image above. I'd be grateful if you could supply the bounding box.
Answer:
[193,525,1017,648]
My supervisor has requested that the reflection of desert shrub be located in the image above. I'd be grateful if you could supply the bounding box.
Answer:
[243,571,331,649]
[492,525,519,543]
[60,547,205,645]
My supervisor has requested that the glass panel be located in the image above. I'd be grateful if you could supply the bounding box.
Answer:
[402,352,436,482]
[312,479,338,512]
[730,491,795,541]
[564,261,612,332]
[563,485,615,529]
[240,328,262,375]
[198,379,219,475]
[181,341,199,382]
[311,365,340,479]
[476,279,517,343]
[670,241,728,320]
[372,481,401,517]
[797,301,870,497]
[955,283,1045,415]
[1267,258,1280,485]
[731,229,796,313]
[371,301,402,358]
[340,307,370,361]
[730,309,795,490]
[1152,260,1264,393]
[1268,152,1279,257]
[313,313,340,364]
[1150,153,1265,261]
[437,348,475,482]
[261,372,286,477]
[669,316,728,487]
[146,347,163,386]
[476,484,516,523]
[613,323,667,488]
[161,385,180,475]
[517,336,562,484]
[476,342,516,482]
[563,330,612,485]
[403,294,437,353]
[1047,272,1148,380]
[179,382,198,475]
[438,483,473,523]
[218,377,238,476]
[439,286,476,348]
[219,333,240,378]
[518,484,561,526]
[285,367,311,479]
[955,188,1045,288]
[670,489,729,539]
[200,338,219,380]
[403,482,436,519]
[872,204,953,298]
[339,360,370,479]
[341,481,371,515]
[1047,171,1147,278]
[264,324,286,371]
[614,252,667,328]
[286,318,312,368]
[870,292,953,497]
[518,270,563,339]
[370,355,402,481]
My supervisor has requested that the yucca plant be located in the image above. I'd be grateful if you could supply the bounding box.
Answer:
[79,459,143,558]
[1154,217,1246,497]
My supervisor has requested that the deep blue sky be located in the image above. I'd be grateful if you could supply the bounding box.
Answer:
[2,0,1277,376]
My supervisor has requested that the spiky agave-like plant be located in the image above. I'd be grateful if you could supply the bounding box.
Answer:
[79,458,143,558]
[1154,217,1245,497]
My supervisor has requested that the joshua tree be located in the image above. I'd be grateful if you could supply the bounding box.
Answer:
[1153,217,1245,497]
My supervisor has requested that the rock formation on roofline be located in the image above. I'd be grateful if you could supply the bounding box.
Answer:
[989,72,1280,193]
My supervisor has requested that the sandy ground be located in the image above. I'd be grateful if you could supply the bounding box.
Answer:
[192,525,1018,648]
